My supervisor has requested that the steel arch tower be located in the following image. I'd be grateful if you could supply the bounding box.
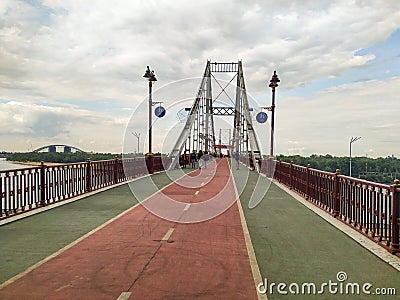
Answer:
[169,60,262,170]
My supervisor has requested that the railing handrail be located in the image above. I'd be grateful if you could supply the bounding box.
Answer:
[259,158,400,256]
[308,167,335,177]
[276,160,393,188]
[338,174,390,189]
[0,157,149,173]
[0,156,164,221]
[0,165,41,173]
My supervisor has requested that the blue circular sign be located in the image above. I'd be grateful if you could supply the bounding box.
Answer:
[256,112,268,123]
[155,106,166,118]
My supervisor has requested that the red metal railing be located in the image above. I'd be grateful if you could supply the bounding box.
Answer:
[261,159,400,255]
[0,156,171,221]
[0,166,41,217]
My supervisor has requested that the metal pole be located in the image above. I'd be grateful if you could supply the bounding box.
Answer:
[132,132,140,154]
[349,136,361,177]
[268,70,279,158]
[148,80,152,155]
[350,141,352,177]
[219,128,222,156]
[270,87,275,157]
[143,66,156,174]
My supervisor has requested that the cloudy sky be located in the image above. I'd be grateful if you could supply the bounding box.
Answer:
[0,0,399,157]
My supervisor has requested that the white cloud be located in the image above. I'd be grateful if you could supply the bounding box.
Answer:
[276,77,400,157]
[0,0,399,155]
[0,101,127,152]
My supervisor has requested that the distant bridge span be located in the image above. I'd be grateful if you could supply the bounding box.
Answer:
[33,144,85,153]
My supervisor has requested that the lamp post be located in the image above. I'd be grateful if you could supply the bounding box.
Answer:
[132,132,140,154]
[349,136,361,177]
[143,66,157,155]
[269,70,280,158]
[143,66,157,173]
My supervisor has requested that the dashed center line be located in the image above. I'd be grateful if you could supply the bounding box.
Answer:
[194,190,200,196]
[117,292,132,300]
[184,203,191,211]
[161,228,175,242]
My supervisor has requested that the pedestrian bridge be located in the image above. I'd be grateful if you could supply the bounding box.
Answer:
[0,60,399,298]
[0,158,399,299]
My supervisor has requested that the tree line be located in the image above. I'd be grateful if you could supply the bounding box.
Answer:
[276,154,399,185]
[6,152,163,164]
[7,152,122,164]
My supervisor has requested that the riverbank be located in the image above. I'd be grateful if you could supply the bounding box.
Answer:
[10,161,63,167]
[0,160,72,171]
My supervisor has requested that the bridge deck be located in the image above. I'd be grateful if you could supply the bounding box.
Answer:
[0,159,399,299]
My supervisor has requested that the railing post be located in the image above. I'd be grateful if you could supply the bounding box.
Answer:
[306,164,311,200]
[276,159,282,181]
[86,159,92,192]
[333,169,340,218]
[40,161,47,206]
[268,158,272,178]
[146,154,154,174]
[114,157,119,184]
[390,179,400,254]
[289,161,293,189]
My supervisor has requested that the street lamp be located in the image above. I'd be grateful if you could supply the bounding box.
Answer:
[132,132,140,154]
[269,70,280,158]
[143,66,157,156]
[349,136,361,177]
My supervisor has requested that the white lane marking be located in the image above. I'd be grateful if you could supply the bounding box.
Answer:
[201,182,205,186]
[229,166,267,300]
[161,228,175,242]
[184,204,191,211]
[194,190,199,196]
[117,292,132,300]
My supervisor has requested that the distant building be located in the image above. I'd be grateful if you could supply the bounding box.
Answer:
[49,146,56,153]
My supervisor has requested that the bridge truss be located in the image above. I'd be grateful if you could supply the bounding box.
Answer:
[33,144,85,153]
[170,60,262,170]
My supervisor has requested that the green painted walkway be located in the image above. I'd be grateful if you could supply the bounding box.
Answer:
[0,166,399,299]
[239,170,400,299]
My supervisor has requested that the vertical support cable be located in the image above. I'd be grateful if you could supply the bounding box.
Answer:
[205,65,212,151]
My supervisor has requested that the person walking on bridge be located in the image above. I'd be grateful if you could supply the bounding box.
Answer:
[197,150,204,169]
[190,150,197,168]
[203,151,209,169]
[183,152,189,168]
[233,152,240,170]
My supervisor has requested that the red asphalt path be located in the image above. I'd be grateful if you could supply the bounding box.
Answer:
[0,159,258,299]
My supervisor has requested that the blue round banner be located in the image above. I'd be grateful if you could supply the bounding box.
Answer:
[256,112,268,123]
[155,106,166,118]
